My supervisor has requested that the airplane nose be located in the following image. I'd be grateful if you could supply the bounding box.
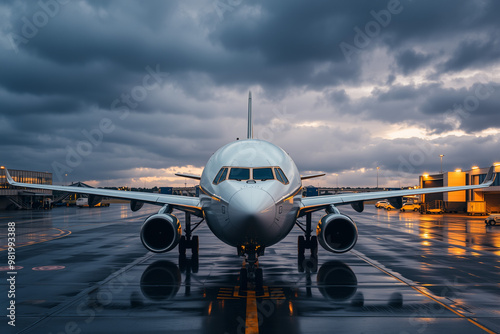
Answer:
[228,188,276,240]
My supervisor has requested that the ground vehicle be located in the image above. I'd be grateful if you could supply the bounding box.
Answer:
[76,197,110,207]
[485,214,500,226]
[375,200,389,209]
[385,204,396,211]
[400,203,420,212]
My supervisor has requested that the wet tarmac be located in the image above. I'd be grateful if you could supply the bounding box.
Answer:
[1,204,499,334]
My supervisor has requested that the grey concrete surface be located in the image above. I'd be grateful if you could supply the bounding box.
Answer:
[0,204,499,334]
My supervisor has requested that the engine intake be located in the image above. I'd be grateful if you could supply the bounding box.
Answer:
[316,213,358,253]
[140,213,181,253]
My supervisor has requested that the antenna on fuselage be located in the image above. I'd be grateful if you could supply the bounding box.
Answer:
[247,91,253,139]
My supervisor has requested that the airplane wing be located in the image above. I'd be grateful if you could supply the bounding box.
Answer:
[4,168,203,216]
[300,166,496,215]
[174,173,201,180]
[301,173,326,180]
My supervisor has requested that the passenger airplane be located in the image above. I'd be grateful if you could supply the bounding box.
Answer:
[3,92,496,279]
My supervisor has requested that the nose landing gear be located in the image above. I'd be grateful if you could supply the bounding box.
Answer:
[239,266,264,296]
[238,246,264,295]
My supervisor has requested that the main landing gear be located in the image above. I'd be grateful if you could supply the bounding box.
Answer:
[178,212,203,256]
[296,212,318,272]
[178,212,203,273]
[296,212,318,257]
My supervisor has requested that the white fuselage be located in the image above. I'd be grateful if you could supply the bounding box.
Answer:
[199,139,303,249]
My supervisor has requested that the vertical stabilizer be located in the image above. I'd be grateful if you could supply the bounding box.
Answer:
[247,91,253,139]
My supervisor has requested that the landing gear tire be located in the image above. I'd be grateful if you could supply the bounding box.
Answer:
[191,253,199,273]
[179,236,186,255]
[255,268,264,294]
[239,268,248,291]
[178,254,187,273]
[191,236,199,255]
[255,268,263,285]
[310,236,318,256]
[297,212,318,272]
[298,236,305,256]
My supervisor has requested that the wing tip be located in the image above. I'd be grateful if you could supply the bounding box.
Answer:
[300,173,326,180]
[175,173,202,181]
[483,165,496,185]
[2,167,14,185]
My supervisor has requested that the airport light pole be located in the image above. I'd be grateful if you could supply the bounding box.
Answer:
[440,154,444,174]
[376,167,380,189]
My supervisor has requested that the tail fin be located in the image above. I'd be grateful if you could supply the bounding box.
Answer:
[247,91,253,139]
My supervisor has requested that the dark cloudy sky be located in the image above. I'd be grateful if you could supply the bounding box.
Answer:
[1,0,499,187]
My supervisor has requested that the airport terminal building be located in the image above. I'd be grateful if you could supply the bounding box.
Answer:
[419,165,500,213]
[0,168,52,210]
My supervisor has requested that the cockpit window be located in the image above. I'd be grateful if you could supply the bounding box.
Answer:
[253,168,274,181]
[274,167,289,184]
[213,166,287,184]
[274,168,284,183]
[218,168,228,183]
[213,167,228,185]
[228,168,250,181]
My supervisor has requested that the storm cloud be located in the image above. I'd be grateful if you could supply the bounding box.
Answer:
[1,0,499,187]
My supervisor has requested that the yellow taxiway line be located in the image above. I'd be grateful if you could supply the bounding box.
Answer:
[245,289,259,334]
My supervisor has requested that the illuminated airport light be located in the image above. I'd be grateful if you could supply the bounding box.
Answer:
[471,166,479,170]
[0,166,4,169]
[455,169,462,172]
[494,162,500,166]
[422,173,429,177]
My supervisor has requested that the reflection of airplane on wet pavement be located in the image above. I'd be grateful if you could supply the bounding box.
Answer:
[80,258,417,334]
[3,92,497,285]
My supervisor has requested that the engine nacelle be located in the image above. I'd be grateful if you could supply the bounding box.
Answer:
[140,213,181,253]
[316,213,358,253]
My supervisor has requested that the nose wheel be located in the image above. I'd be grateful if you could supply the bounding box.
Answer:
[239,265,264,294]
[238,246,264,294]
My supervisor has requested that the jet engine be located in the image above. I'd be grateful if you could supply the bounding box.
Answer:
[316,213,358,253]
[140,213,181,253]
